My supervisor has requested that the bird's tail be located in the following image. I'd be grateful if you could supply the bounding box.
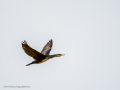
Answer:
[26,62,34,66]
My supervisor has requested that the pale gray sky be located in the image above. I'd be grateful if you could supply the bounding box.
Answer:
[0,0,120,90]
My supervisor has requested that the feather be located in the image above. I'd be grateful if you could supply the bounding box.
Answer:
[41,39,53,55]
[22,40,45,59]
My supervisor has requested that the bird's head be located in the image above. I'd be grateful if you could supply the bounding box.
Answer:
[26,61,36,66]
[55,54,65,57]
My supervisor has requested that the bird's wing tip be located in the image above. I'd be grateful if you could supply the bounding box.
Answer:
[22,40,27,44]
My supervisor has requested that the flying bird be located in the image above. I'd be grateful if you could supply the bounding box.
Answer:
[22,39,65,66]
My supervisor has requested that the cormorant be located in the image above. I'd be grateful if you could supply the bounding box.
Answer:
[22,39,64,66]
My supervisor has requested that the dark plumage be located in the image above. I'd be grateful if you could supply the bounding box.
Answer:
[22,39,65,66]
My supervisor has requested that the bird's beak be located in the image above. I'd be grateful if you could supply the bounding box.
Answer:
[61,54,65,56]
[26,62,34,66]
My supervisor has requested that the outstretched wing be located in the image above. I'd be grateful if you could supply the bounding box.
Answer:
[41,39,53,55]
[22,40,45,59]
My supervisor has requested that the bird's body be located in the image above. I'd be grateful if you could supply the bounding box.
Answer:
[37,57,52,64]
[22,39,64,66]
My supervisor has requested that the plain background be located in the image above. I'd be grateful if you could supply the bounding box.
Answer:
[0,0,120,90]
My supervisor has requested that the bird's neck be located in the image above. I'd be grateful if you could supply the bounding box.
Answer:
[49,54,59,58]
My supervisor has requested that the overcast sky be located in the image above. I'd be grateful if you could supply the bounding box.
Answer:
[0,0,120,90]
